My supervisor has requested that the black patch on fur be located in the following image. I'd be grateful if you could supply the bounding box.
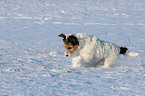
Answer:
[120,47,128,54]
[65,35,79,46]
[59,33,66,42]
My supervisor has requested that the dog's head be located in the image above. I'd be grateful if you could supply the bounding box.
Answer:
[59,33,79,57]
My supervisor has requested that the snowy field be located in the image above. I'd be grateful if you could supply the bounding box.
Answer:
[0,0,145,95]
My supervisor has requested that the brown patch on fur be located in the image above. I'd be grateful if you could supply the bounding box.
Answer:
[63,43,79,54]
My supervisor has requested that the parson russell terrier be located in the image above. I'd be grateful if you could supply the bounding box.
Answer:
[59,33,139,68]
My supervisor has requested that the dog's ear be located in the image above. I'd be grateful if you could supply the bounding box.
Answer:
[59,33,66,42]
[58,33,66,39]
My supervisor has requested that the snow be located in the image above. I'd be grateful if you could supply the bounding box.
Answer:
[0,0,145,95]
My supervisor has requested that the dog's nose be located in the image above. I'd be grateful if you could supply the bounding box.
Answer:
[66,55,69,57]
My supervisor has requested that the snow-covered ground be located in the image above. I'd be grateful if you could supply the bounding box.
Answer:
[0,0,145,95]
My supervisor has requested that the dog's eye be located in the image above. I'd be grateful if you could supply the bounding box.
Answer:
[68,47,72,49]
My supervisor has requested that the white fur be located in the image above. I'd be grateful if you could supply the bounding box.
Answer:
[65,33,138,68]
[126,51,139,56]
[65,33,121,68]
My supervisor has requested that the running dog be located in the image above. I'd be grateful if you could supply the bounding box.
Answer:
[59,33,138,68]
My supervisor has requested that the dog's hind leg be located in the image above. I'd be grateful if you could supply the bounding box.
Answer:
[103,56,118,68]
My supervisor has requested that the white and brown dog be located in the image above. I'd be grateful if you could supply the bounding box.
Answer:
[59,33,138,68]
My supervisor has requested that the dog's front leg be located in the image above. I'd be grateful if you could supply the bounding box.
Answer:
[72,56,84,68]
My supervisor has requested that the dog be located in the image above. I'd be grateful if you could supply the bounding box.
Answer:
[59,33,139,68]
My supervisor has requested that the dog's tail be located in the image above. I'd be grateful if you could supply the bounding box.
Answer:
[120,47,139,56]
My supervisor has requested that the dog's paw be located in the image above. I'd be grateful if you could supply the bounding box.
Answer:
[72,56,83,68]
[99,65,114,68]
[72,63,81,68]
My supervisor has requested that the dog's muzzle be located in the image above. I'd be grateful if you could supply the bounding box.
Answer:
[66,55,69,57]
[65,50,75,57]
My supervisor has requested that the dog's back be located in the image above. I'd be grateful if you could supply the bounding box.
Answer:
[75,33,120,57]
